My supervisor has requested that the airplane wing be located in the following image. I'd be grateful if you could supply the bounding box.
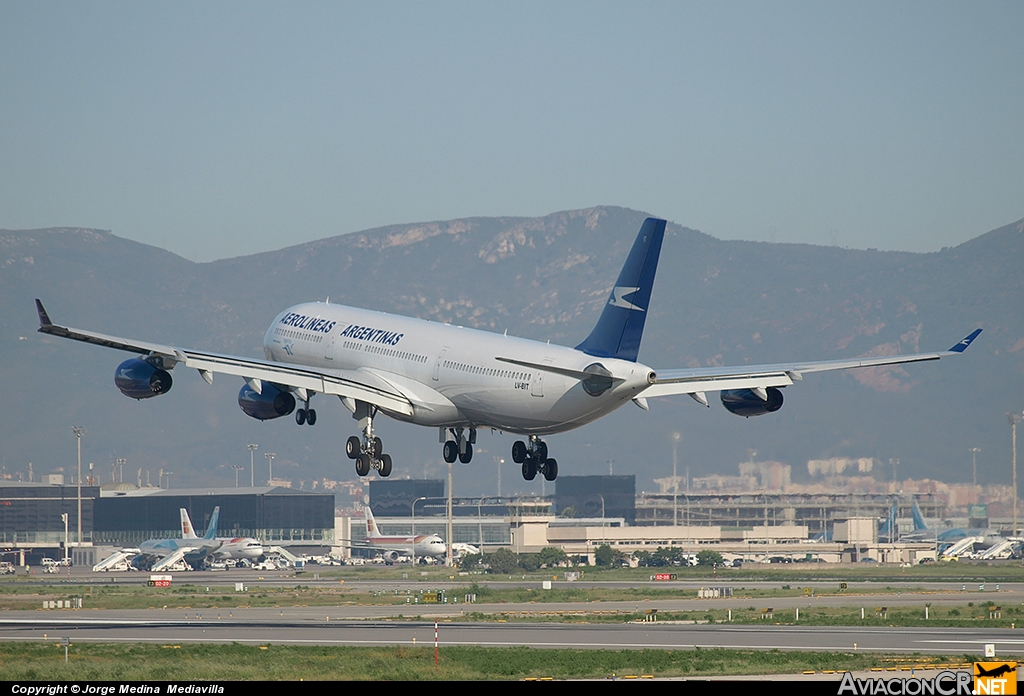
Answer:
[35,300,414,417]
[642,329,982,399]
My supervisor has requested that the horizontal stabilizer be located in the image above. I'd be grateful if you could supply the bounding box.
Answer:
[496,356,625,383]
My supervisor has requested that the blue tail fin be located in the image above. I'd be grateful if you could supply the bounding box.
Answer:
[204,506,220,540]
[575,217,666,362]
[911,501,928,531]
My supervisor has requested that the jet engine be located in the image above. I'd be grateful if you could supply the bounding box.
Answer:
[114,358,173,400]
[720,387,784,417]
[381,550,402,564]
[237,383,296,420]
[581,362,614,397]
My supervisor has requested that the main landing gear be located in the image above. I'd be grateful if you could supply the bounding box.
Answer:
[512,436,557,481]
[441,427,475,464]
[295,394,317,425]
[345,401,392,478]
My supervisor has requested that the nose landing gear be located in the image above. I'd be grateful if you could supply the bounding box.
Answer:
[512,436,557,481]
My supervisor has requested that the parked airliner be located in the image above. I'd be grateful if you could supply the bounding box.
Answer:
[361,506,447,562]
[180,508,264,563]
[35,218,981,482]
[133,507,222,571]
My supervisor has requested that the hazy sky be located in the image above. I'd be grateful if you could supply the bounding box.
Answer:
[2,2,1022,261]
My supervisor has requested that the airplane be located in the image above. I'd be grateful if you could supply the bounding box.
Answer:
[179,508,264,563]
[133,507,223,571]
[34,217,982,482]
[361,506,446,562]
[878,501,900,543]
[450,542,481,558]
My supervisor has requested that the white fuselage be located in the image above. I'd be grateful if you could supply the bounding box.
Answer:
[138,536,220,561]
[367,533,447,558]
[262,303,654,435]
[212,537,264,561]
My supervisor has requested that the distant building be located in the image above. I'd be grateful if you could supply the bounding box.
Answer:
[0,482,100,545]
[368,479,445,517]
[555,475,636,525]
[93,487,334,544]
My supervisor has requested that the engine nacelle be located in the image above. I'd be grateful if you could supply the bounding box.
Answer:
[237,383,296,421]
[381,550,402,564]
[581,362,614,397]
[114,358,173,400]
[720,387,784,417]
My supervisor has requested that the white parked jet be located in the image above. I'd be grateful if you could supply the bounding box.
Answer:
[35,218,981,482]
[180,509,264,563]
[362,506,446,562]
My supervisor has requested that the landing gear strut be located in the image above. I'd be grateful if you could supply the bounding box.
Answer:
[295,394,317,426]
[345,401,392,477]
[441,427,475,464]
[512,436,557,481]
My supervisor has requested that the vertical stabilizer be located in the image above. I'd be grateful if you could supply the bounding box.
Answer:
[576,218,666,362]
[365,506,380,540]
[180,509,198,539]
[911,500,928,531]
[204,506,220,540]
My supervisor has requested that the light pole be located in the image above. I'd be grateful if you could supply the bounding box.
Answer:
[446,461,453,567]
[1011,413,1022,537]
[672,432,681,527]
[410,496,429,567]
[232,465,244,487]
[61,513,69,564]
[72,427,84,547]
[265,452,276,485]
[247,444,258,487]
[969,447,981,503]
[477,496,486,557]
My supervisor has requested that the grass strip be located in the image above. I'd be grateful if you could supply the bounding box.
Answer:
[0,642,977,680]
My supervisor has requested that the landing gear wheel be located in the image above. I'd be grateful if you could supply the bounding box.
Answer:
[379,453,392,477]
[535,440,548,461]
[295,408,306,425]
[345,436,361,459]
[355,453,371,477]
[522,456,537,481]
[511,441,527,464]
[372,437,383,458]
[543,458,558,481]
[443,440,458,463]
[306,409,316,425]
[459,443,473,464]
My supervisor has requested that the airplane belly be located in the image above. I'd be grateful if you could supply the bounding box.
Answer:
[454,376,634,435]
[366,369,464,426]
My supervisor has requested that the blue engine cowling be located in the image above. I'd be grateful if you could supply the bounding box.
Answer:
[114,358,173,399]
[238,383,296,420]
[720,387,784,417]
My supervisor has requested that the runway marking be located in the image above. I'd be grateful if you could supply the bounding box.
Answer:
[2,632,1016,653]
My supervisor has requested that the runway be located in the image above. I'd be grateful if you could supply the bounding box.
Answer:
[7,568,1024,659]
[1,610,1022,655]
